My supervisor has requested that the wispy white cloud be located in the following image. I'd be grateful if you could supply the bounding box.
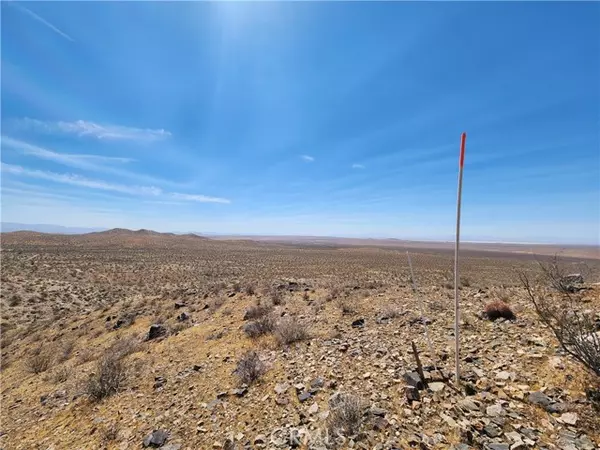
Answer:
[171,192,231,204]
[301,154,315,162]
[1,163,162,196]
[11,3,74,42]
[0,136,185,187]
[352,163,365,169]
[1,163,231,205]
[13,118,171,142]
[2,136,134,168]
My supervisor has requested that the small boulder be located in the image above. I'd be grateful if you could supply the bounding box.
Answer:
[147,324,167,340]
[142,430,169,448]
[351,318,365,328]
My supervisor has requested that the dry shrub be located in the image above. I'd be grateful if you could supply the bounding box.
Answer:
[326,286,341,302]
[85,347,128,401]
[328,393,365,437]
[108,334,141,358]
[337,298,355,315]
[244,304,272,321]
[380,304,402,319]
[484,300,516,321]
[234,350,266,385]
[275,316,310,346]
[244,282,256,296]
[26,346,54,374]
[101,423,120,445]
[269,288,284,306]
[521,264,599,377]
[244,315,276,339]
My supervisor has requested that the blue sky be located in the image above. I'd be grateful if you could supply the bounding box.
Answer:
[1,2,599,244]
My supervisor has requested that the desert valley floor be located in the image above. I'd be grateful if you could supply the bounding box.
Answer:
[1,229,599,450]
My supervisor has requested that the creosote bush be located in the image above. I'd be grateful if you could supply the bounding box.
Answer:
[275,316,311,346]
[234,350,266,385]
[85,348,128,401]
[243,315,276,339]
[520,260,599,377]
[243,304,272,321]
[484,300,516,321]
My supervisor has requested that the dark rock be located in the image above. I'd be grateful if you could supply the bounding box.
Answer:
[153,376,167,390]
[297,391,311,402]
[193,364,202,371]
[373,416,389,431]
[216,391,228,399]
[405,386,420,402]
[142,429,169,448]
[176,312,189,322]
[147,324,167,340]
[464,383,477,396]
[528,391,552,407]
[174,302,186,309]
[403,371,424,390]
[483,423,502,438]
[409,316,433,326]
[351,318,365,328]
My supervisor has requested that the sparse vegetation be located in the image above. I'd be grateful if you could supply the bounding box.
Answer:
[244,315,276,339]
[327,393,365,437]
[234,350,266,385]
[521,262,599,377]
[85,347,129,401]
[26,346,54,374]
[275,316,311,346]
[483,300,516,321]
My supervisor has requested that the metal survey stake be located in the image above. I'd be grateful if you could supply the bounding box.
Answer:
[454,132,467,384]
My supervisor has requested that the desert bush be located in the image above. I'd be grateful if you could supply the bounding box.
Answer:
[234,350,266,385]
[243,304,272,321]
[269,288,284,306]
[85,348,128,401]
[326,286,341,302]
[535,255,585,294]
[327,393,365,437]
[109,335,141,358]
[26,346,54,374]
[209,296,226,313]
[275,316,310,346]
[483,300,516,321]
[243,315,276,339]
[244,282,256,296]
[521,265,599,377]
[336,298,355,315]
[101,423,120,445]
[380,304,402,319]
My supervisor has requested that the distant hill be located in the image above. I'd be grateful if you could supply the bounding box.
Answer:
[0,222,106,234]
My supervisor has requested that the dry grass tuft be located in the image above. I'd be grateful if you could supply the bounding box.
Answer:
[26,346,54,374]
[275,316,311,346]
[85,348,128,401]
[234,350,266,385]
[484,300,516,321]
[244,315,276,339]
[327,392,365,437]
[243,304,272,321]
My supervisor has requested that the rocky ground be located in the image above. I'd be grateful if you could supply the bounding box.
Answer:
[1,230,599,450]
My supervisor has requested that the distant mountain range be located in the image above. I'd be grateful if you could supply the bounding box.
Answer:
[0,222,107,234]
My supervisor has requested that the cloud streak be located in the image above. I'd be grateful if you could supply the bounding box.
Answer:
[301,154,314,162]
[171,192,231,204]
[352,163,365,169]
[11,3,74,41]
[13,118,171,142]
[1,163,231,204]
[2,136,134,168]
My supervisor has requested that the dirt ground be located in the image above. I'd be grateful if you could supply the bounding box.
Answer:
[1,229,599,450]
